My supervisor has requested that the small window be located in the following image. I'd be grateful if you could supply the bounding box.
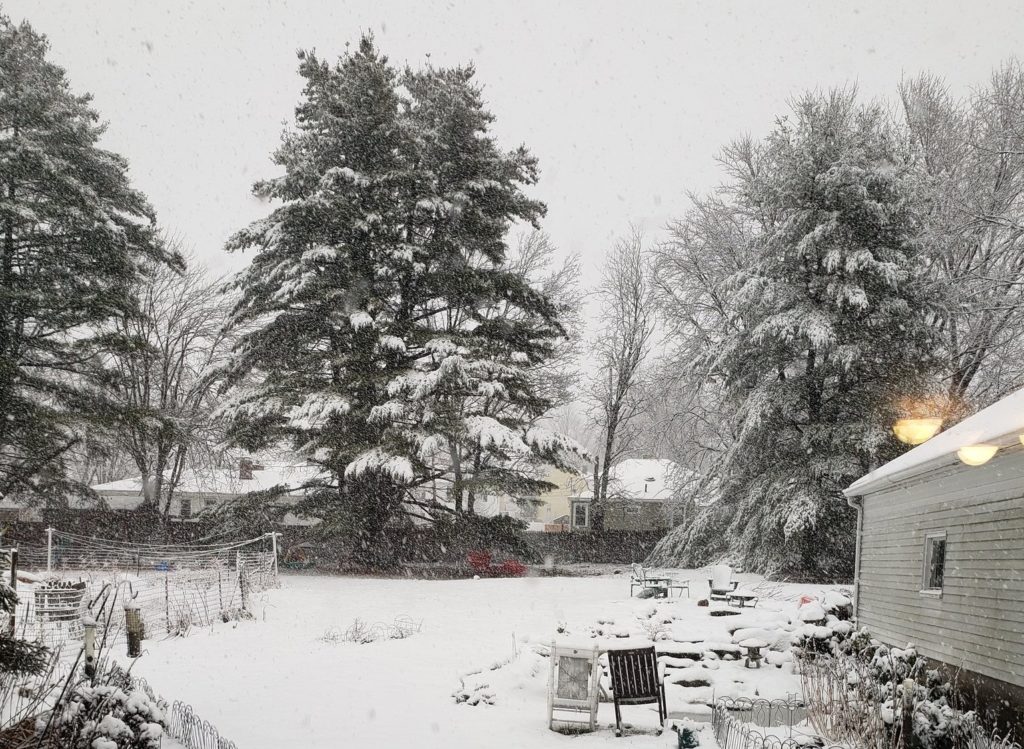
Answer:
[573,503,589,528]
[921,532,946,594]
[624,504,640,515]
[179,498,192,520]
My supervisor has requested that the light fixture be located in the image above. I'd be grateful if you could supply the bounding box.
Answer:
[893,417,943,445]
[957,444,998,466]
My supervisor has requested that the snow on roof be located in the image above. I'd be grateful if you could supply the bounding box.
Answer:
[573,458,684,502]
[92,463,321,497]
[845,386,1024,497]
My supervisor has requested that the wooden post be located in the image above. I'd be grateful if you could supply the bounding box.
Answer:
[901,677,915,749]
[45,527,54,573]
[238,558,249,613]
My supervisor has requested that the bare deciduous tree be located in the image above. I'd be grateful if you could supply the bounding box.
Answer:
[902,64,1024,412]
[104,254,235,525]
[586,229,655,529]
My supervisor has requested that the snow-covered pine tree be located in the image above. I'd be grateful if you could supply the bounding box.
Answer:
[221,37,583,562]
[375,64,584,516]
[654,91,939,579]
[221,39,412,561]
[0,16,178,503]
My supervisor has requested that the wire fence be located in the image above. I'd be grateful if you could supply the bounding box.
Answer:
[712,697,846,749]
[5,531,278,653]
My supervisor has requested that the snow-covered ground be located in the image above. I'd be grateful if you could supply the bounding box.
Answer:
[120,569,844,749]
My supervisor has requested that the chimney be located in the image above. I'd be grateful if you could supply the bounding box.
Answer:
[239,458,253,481]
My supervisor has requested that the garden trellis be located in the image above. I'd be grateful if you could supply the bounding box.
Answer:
[8,530,279,651]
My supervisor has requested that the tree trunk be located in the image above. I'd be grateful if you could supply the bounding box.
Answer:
[449,442,463,513]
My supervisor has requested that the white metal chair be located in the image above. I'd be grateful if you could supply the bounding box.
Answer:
[548,642,601,731]
[708,564,738,601]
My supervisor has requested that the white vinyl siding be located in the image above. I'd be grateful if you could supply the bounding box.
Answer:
[857,448,1024,689]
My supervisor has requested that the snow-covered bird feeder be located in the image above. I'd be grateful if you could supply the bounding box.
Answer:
[125,603,143,658]
[548,642,601,732]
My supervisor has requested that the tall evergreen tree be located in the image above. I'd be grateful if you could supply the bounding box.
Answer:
[720,92,938,577]
[650,91,940,578]
[220,37,582,563]
[0,16,178,502]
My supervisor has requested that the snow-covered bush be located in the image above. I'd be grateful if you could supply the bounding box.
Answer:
[44,668,167,749]
[797,624,983,749]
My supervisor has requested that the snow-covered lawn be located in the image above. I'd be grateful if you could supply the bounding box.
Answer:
[123,570,843,749]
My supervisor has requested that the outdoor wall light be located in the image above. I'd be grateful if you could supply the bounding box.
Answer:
[957,444,998,466]
[892,417,943,445]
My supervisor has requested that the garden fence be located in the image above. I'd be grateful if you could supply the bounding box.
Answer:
[712,697,846,749]
[4,531,278,653]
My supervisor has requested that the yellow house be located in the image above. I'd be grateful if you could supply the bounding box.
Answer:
[526,467,588,527]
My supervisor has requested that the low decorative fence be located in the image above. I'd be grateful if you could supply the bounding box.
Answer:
[167,700,239,749]
[712,697,845,749]
[134,677,238,749]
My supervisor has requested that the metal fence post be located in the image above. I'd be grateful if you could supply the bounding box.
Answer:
[7,548,16,635]
[270,532,280,578]
[46,526,54,573]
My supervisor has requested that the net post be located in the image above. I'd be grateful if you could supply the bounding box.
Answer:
[46,527,54,573]
[270,532,280,579]
[6,548,16,635]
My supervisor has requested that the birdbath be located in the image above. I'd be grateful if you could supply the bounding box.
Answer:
[739,638,768,669]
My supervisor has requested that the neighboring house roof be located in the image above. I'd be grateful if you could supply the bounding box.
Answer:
[92,463,320,497]
[845,386,1024,497]
[572,458,685,502]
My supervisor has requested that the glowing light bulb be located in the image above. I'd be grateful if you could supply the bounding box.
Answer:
[892,418,943,445]
[957,444,998,466]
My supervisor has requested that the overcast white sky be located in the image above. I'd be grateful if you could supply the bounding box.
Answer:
[7,1,1024,292]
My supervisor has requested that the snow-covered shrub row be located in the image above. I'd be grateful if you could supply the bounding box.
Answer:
[796,624,989,749]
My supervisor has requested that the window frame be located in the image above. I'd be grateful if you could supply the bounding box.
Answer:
[572,502,589,529]
[920,531,947,597]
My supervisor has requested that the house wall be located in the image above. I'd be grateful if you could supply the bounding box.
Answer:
[94,490,314,526]
[599,500,674,531]
[857,449,1024,692]
[535,468,580,523]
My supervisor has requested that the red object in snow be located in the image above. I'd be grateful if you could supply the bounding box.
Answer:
[798,595,815,606]
[467,550,493,575]
[497,559,527,577]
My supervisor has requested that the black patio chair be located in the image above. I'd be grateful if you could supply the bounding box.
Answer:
[606,646,666,735]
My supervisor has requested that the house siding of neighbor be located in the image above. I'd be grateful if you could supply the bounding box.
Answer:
[845,388,1024,728]
[90,460,319,526]
[568,458,685,532]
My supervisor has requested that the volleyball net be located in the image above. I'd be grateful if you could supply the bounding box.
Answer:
[4,530,279,652]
